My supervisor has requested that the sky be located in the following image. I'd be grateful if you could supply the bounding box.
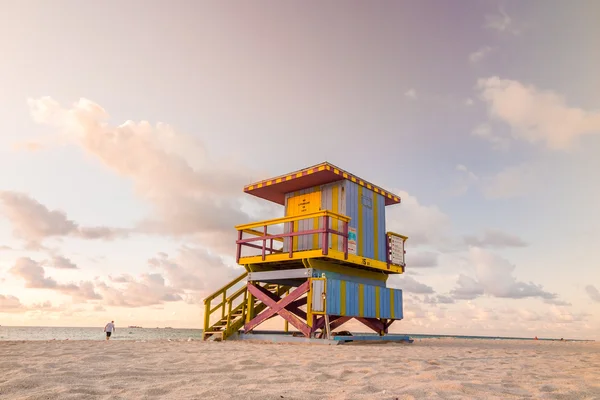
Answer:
[0,1,599,339]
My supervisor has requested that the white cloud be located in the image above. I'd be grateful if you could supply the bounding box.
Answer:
[0,191,126,249]
[469,46,493,64]
[48,255,78,269]
[450,248,559,301]
[8,257,102,301]
[471,123,510,150]
[477,77,600,150]
[451,164,480,196]
[585,285,600,303]
[465,98,474,106]
[408,251,439,268]
[423,294,455,304]
[481,163,538,199]
[95,273,182,308]
[387,190,451,247]
[25,97,256,241]
[484,6,520,35]
[404,89,417,99]
[464,229,528,249]
[0,294,26,313]
[147,246,242,295]
[390,275,434,294]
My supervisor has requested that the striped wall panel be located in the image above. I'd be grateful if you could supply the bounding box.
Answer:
[344,181,387,261]
[325,279,403,320]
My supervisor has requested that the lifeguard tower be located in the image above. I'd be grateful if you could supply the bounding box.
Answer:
[202,162,409,343]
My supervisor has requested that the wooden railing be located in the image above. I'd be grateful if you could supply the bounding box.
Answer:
[234,210,351,263]
[203,272,248,334]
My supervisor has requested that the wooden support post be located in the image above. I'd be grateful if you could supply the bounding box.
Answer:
[356,317,386,334]
[246,288,254,324]
[203,299,211,332]
[236,230,243,263]
[343,221,349,260]
[261,225,267,261]
[221,292,226,319]
[288,223,294,258]
[322,215,329,255]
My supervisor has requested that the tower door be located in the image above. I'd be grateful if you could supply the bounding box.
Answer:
[285,191,322,251]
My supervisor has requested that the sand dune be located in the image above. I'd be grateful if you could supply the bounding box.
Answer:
[0,338,598,399]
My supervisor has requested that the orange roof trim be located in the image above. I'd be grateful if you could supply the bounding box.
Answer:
[244,162,401,206]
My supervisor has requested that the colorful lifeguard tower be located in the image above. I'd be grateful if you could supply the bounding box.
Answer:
[202,162,409,343]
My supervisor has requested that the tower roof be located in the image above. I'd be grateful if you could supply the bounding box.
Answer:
[244,162,401,206]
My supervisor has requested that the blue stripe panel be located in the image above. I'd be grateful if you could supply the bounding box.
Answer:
[326,279,340,316]
[394,289,403,319]
[344,180,387,261]
[325,279,403,320]
[380,287,390,319]
[363,285,370,318]
[346,281,359,316]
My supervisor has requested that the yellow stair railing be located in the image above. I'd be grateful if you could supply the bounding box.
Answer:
[202,272,290,341]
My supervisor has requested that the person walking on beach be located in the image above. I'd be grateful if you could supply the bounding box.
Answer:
[104,320,115,340]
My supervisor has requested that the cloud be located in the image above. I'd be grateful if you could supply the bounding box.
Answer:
[469,46,493,64]
[450,274,484,300]
[48,255,78,269]
[387,191,451,247]
[0,294,26,313]
[408,251,439,268]
[484,6,520,35]
[8,257,101,301]
[0,245,13,251]
[471,123,509,150]
[464,229,528,249]
[585,285,600,303]
[404,89,417,99]
[481,163,538,199]
[26,97,256,240]
[147,246,241,294]
[0,191,126,248]
[477,77,600,150]
[92,246,243,308]
[453,162,541,199]
[95,273,182,308]
[423,294,455,304]
[9,257,58,289]
[465,98,474,107]
[392,276,435,294]
[450,248,558,301]
[451,164,480,196]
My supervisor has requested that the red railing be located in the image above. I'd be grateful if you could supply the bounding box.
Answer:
[234,211,351,263]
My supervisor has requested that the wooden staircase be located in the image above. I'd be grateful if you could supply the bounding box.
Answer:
[202,272,290,341]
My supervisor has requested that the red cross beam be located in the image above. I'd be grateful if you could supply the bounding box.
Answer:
[245,280,311,337]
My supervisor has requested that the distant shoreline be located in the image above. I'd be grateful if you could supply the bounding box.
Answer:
[0,326,595,342]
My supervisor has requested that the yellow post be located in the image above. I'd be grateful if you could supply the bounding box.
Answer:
[226,300,232,335]
[246,289,254,323]
[203,299,211,332]
[284,288,290,332]
[221,291,226,319]
[306,279,313,328]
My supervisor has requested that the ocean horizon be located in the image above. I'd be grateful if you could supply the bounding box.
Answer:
[0,326,593,342]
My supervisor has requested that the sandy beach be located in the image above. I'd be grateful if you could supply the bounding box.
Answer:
[0,338,598,400]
